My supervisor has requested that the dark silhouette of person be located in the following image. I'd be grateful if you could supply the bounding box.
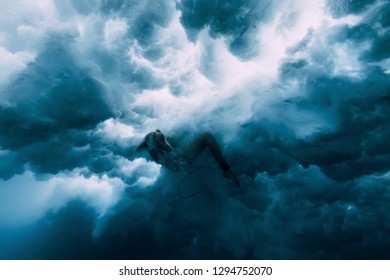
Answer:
[135,129,240,187]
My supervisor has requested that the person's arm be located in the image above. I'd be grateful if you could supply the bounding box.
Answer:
[134,134,159,162]
[134,135,148,152]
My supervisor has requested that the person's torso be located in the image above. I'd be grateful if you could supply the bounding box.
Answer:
[146,133,191,171]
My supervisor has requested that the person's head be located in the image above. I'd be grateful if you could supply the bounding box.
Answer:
[135,129,173,153]
[153,129,173,152]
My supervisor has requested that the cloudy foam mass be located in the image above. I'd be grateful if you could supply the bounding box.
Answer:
[0,0,389,259]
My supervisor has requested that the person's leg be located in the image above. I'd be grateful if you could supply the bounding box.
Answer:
[188,132,227,166]
[187,132,240,187]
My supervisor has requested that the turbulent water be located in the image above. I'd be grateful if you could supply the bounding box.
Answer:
[0,0,389,259]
